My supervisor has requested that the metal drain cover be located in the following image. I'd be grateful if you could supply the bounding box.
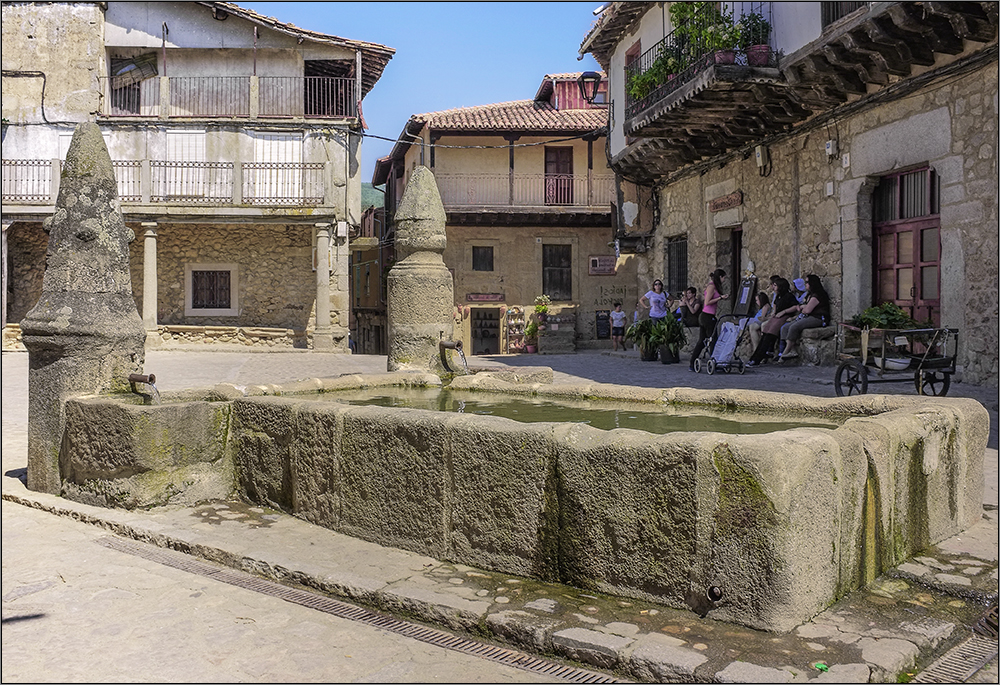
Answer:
[911,635,999,683]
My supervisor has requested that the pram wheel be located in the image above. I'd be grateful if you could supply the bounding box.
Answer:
[707,359,717,375]
[737,360,746,374]
[693,358,703,373]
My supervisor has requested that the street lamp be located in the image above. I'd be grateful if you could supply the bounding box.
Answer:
[577,71,603,104]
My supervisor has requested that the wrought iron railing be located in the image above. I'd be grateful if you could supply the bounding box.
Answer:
[242,162,325,205]
[624,2,774,120]
[113,160,142,202]
[150,161,234,203]
[1,160,53,203]
[433,173,615,208]
[98,76,356,119]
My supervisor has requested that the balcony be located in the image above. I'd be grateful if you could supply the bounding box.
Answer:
[432,173,615,227]
[98,75,357,120]
[615,1,997,183]
[2,158,332,219]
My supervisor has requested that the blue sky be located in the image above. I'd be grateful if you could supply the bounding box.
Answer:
[242,2,604,182]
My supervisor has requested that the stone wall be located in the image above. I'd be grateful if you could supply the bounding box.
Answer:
[127,222,323,332]
[650,64,998,386]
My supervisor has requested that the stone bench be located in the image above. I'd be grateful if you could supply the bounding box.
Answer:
[798,325,837,366]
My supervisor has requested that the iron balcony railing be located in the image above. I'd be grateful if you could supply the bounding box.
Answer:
[433,173,615,208]
[624,2,774,120]
[2,159,329,207]
[98,76,357,119]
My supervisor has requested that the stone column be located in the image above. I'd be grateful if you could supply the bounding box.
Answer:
[386,166,454,374]
[21,123,146,494]
[141,222,159,345]
[313,222,334,350]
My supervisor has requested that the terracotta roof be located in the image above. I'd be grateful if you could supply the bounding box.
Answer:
[411,99,607,132]
[195,2,395,97]
[373,98,607,185]
[579,2,651,69]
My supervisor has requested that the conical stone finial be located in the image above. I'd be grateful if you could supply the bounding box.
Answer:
[386,166,454,373]
[21,122,145,494]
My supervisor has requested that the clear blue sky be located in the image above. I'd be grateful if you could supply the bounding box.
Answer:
[242,2,604,183]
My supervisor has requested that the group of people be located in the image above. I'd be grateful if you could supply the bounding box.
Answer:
[624,270,831,368]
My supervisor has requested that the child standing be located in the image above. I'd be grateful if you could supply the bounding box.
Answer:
[610,302,628,351]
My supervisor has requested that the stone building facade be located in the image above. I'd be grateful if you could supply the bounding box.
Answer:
[2,1,394,350]
[373,73,644,355]
[581,2,998,386]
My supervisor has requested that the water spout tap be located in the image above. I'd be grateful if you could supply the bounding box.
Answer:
[438,339,469,374]
[128,373,160,404]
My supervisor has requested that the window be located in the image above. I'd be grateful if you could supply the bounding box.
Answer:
[544,147,573,205]
[665,237,688,296]
[873,166,940,324]
[185,263,238,317]
[543,244,572,301]
[472,246,494,272]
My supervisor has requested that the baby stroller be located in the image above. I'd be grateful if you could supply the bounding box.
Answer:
[692,314,748,374]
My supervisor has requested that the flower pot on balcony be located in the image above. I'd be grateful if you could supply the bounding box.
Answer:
[714,49,736,65]
[746,45,771,66]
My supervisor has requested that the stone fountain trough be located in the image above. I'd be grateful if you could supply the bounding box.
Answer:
[57,370,987,633]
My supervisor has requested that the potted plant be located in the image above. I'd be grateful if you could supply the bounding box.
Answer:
[738,12,772,66]
[849,302,921,330]
[658,315,688,364]
[533,294,551,323]
[523,321,539,353]
[625,318,665,361]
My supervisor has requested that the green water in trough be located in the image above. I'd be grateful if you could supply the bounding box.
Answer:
[316,388,843,435]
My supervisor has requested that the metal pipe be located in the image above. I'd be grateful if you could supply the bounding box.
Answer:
[439,339,463,373]
[128,373,156,385]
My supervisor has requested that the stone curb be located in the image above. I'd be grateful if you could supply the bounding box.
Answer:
[6,487,976,683]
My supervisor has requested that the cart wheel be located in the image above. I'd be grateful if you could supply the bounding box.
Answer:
[915,370,951,396]
[835,360,868,396]
[707,359,717,375]
[738,360,746,374]
[693,358,702,373]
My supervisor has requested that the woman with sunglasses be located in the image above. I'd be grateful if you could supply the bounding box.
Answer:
[639,279,669,323]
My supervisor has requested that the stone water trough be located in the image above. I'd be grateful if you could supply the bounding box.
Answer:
[57,369,987,633]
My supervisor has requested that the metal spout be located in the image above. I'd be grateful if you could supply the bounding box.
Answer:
[128,373,156,385]
[439,339,466,374]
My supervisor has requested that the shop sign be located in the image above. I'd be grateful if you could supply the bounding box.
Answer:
[709,191,743,212]
[589,255,617,275]
[467,293,504,302]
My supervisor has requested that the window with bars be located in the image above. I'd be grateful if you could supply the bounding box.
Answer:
[185,263,238,317]
[665,237,688,296]
[472,246,494,272]
[542,244,572,301]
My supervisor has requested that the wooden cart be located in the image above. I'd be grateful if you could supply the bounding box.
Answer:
[833,323,958,397]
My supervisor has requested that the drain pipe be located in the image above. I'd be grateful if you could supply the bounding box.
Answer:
[439,339,462,373]
[128,373,156,386]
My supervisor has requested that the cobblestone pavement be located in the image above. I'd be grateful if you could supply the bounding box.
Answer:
[3,349,997,683]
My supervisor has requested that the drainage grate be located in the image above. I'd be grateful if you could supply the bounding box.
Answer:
[911,635,999,683]
[973,605,999,640]
[97,536,623,683]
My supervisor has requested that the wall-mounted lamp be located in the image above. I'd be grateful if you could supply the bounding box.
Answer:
[577,71,603,104]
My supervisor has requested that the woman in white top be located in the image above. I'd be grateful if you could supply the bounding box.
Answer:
[640,280,669,322]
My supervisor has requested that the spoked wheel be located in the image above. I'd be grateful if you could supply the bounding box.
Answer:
[707,358,717,375]
[693,358,702,373]
[915,370,951,396]
[835,360,868,396]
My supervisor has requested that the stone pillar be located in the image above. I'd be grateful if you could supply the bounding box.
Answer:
[21,123,146,494]
[141,222,159,345]
[386,166,453,374]
[313,222,334,350]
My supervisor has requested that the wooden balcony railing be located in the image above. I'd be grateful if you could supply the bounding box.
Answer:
[2,159,330,208]
[98,76,357,119]
[433,173,615,208]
